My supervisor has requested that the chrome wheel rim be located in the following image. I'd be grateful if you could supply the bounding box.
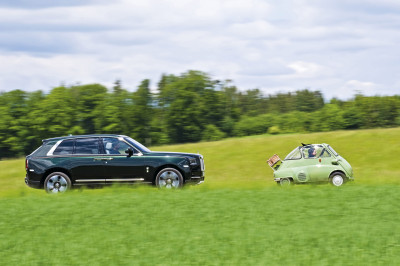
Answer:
[332,175,344,186]
[158,171,180,189]
[46,175,68,193]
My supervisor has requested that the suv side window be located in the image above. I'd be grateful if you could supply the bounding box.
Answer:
[53,139,74,155]
[102,137,133,155]
[75,138,100,155]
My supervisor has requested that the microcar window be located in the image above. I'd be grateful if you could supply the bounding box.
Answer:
[319,148,331,158]
[102,137,134,155]
[284,147,302,160]
[328,145,338,156]
[302,145,331,159]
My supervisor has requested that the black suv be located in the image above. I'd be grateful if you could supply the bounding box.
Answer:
[25,134,205,193]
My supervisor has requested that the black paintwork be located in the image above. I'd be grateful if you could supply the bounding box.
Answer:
[25,134,205,190]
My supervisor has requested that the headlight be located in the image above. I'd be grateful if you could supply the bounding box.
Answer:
[189,157,197,165]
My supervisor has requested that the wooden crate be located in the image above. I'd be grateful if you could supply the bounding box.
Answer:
[267,154,281,168]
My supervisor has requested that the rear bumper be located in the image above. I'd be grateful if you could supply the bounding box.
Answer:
[25,176,41,189]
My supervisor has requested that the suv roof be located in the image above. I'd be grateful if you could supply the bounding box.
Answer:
[43,134,128,142]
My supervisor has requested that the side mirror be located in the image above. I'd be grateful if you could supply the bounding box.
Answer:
[331,159,339,165]
[125,148,133,157]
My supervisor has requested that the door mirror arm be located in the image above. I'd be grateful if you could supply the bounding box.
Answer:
[125,148,133,158]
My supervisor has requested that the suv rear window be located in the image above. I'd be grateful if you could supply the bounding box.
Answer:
[31,140,58,157]
[53,139,74,155]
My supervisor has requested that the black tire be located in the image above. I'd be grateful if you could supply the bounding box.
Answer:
[155,168,183,189]
[44,172,71,193]
[329,172,345,187]
[280,178,292,187]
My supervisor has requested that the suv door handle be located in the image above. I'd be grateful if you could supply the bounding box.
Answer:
[94,158,114,161]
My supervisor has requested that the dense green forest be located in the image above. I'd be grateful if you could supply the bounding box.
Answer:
[0,70,399,158]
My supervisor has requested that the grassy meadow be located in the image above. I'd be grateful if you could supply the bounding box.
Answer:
[1,128,400,265]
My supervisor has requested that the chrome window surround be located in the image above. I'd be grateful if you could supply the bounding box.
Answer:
[47,140,63,156]
[46,137,143,156]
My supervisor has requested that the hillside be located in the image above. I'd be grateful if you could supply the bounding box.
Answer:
[1,127,399,197]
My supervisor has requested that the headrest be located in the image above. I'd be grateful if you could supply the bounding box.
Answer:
[105,142,113,149]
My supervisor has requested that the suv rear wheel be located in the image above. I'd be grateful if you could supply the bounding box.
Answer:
[44,172,71,193]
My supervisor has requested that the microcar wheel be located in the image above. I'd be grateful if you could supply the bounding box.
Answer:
[330,173,345,187]
[280,178,292,186]
[44,172,71,193]
[155,168,183,189]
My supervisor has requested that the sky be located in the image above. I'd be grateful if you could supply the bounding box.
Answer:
[0,0,399,100]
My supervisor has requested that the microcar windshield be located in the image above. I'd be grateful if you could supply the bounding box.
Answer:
[284,147,302,160]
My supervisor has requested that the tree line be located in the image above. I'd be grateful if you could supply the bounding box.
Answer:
[0,70,399,158]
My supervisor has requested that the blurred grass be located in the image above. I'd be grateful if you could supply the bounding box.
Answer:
[1,186,400,265]
[1,128,400,265]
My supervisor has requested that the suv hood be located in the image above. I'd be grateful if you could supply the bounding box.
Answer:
[146,151,201,158]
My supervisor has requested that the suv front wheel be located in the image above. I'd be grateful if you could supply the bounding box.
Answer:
[155,168,183,189]
[44,172,71,193]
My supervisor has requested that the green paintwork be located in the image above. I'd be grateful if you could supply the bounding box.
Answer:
[269,143,354,185]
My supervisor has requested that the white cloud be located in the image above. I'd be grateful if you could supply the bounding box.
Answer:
[0,0,399,100]
[338,80,380,97]
[287,61,326,78]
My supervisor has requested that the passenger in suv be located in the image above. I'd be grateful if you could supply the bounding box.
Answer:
[25,134,205,193]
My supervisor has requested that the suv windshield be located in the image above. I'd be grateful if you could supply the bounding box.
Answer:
[124,137,151,153]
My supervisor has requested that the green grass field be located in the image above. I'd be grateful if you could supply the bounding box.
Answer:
[1,128,400,265]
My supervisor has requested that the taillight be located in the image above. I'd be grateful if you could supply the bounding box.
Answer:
[25,159,29,171]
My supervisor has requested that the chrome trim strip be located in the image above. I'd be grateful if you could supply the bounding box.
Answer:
[75,179,104,182]
[191,176,202,179]
[105,178,145,182]
[199,155,205,171]
[47,140,63,156]
[75,178,145,182]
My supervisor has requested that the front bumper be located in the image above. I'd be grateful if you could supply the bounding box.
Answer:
[186,175,205,185]
[25,176,41,189]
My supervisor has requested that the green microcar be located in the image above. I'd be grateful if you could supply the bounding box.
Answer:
[267,143,354,186]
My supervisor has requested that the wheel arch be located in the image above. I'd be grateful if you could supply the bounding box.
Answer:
[41,168,72,187]
[276,177,294,183]
[153,165,186,184]
[329,170,347,179]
